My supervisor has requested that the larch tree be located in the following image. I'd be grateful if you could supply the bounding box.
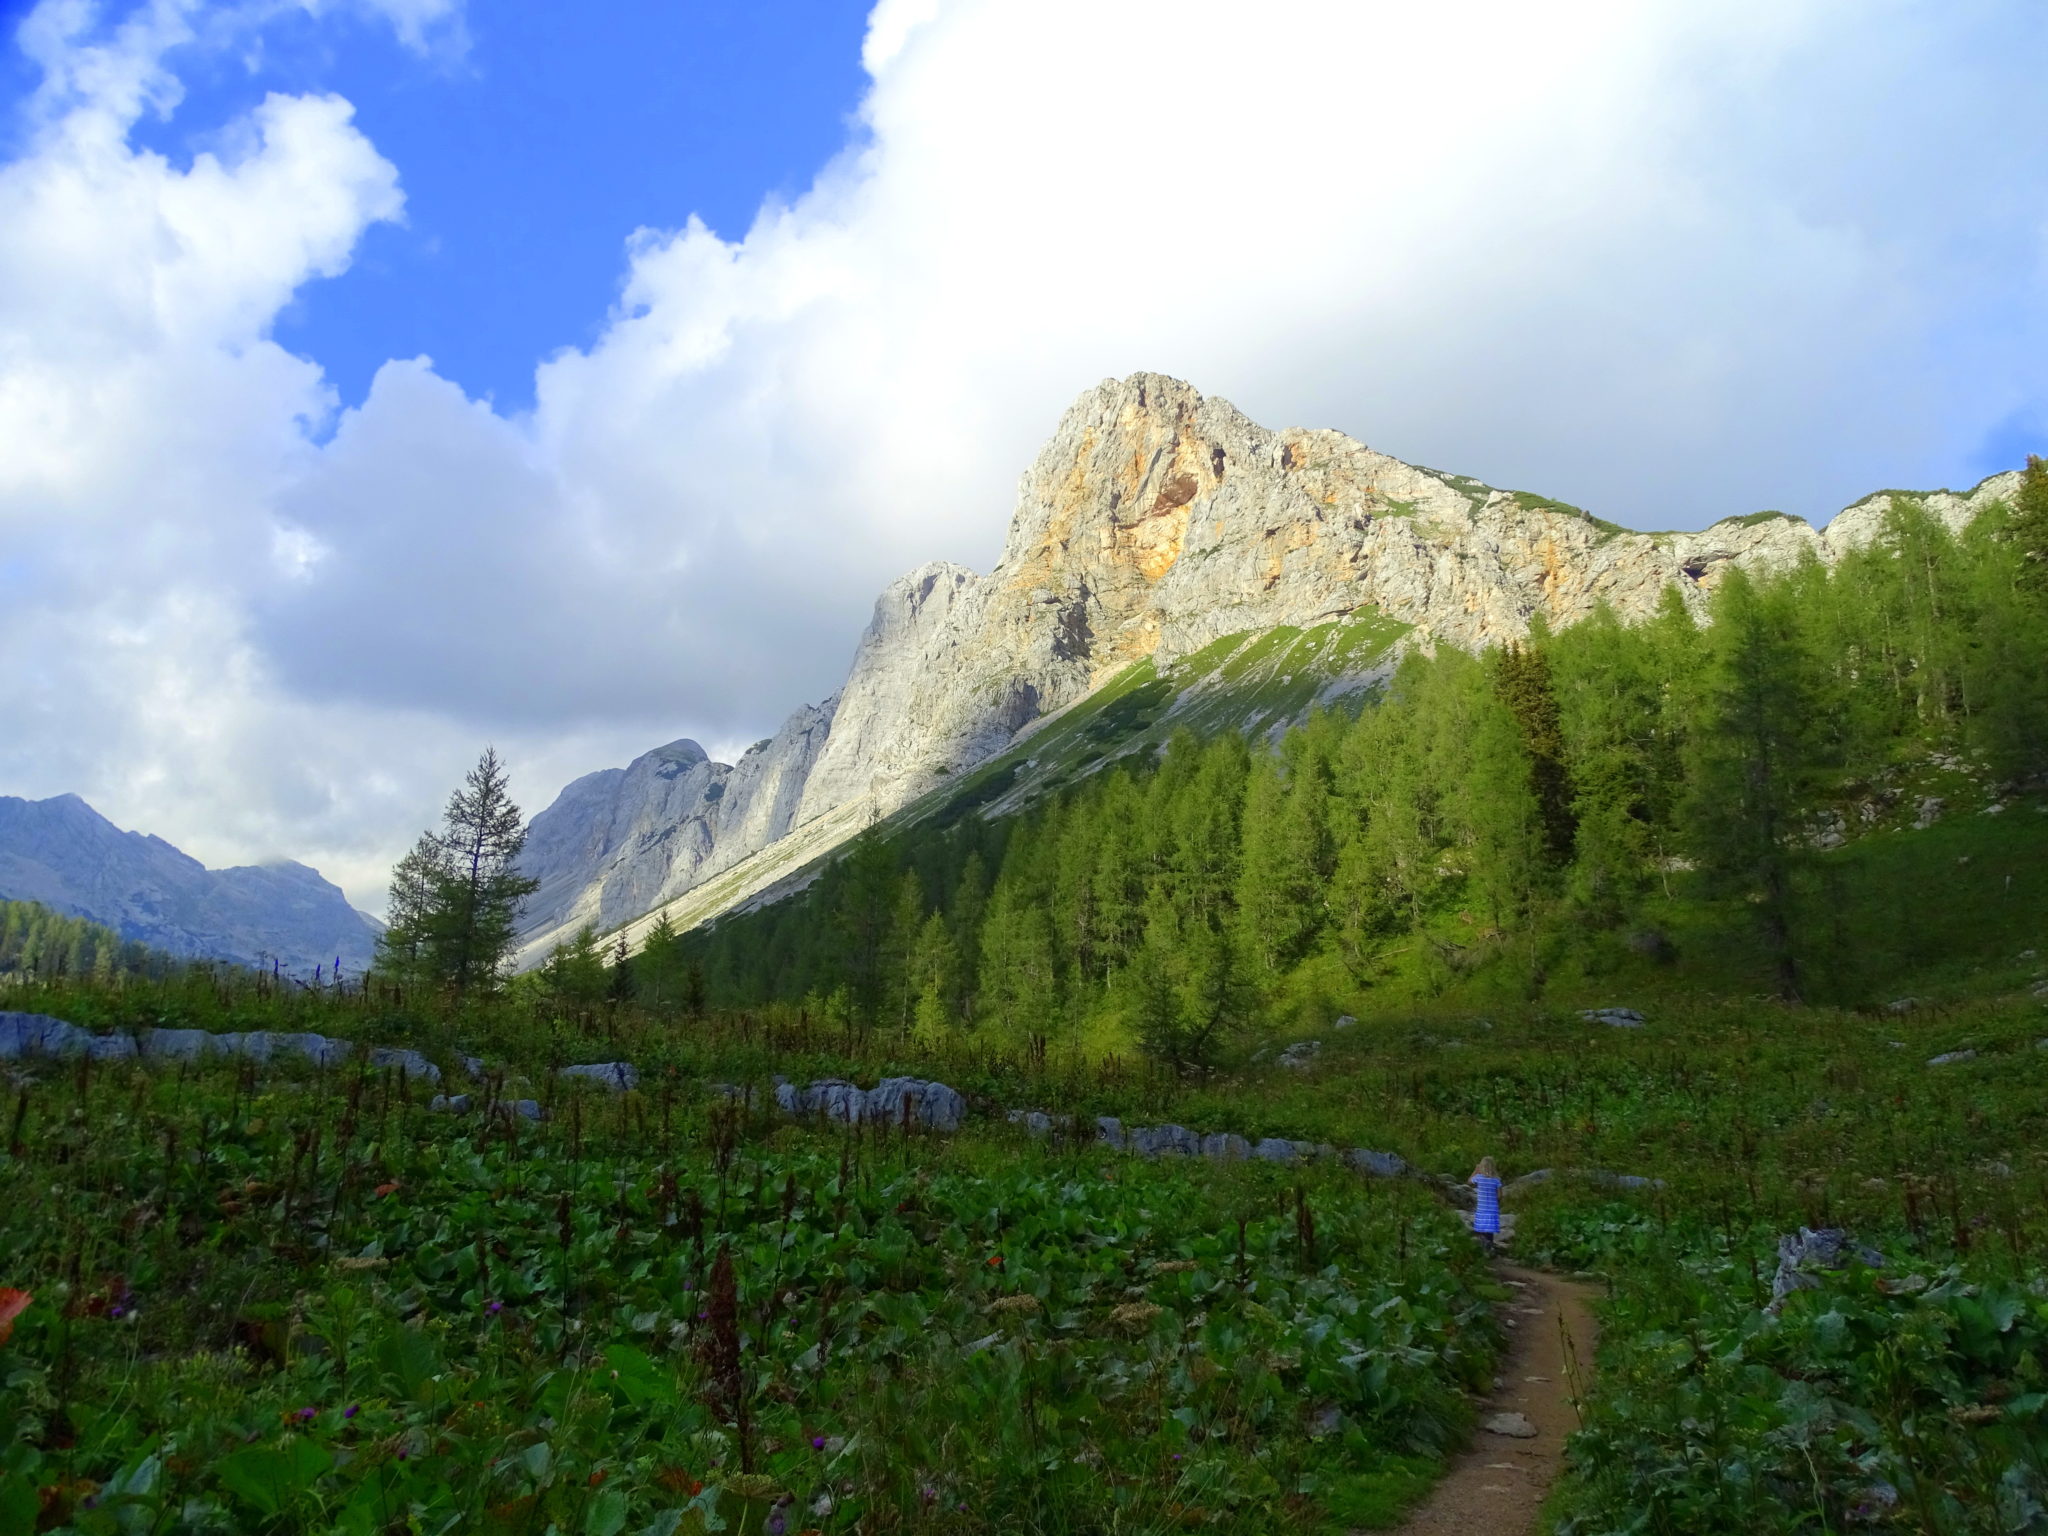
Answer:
[379,747,538,998]
[1684,568,1818,999]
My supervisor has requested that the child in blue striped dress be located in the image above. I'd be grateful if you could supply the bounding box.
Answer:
[1470,1156,1502,1252]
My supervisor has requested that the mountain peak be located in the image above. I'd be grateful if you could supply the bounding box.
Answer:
[512,376,2026,967]
[0,794,378,972]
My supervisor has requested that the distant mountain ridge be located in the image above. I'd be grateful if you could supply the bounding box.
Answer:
[512,372,2024,966]
[0,793,380,975]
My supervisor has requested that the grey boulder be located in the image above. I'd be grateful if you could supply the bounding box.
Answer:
[1200,1132,1251,1161]
[1580,1007,1645,1028]
[1771,1227,1884,1307]
[0,1013,92,1058]
[1344,1148,1409,1178]
[141,1027,225,1062]
[560,1061,639,1092]
[867,1076,966,1131]
[1129,1124,1201,1158]
[371,1047,442,1083]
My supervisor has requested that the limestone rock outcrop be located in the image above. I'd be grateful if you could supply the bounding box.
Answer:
[513,373,2023,964]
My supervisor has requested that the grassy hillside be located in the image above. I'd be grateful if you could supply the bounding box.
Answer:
[900,611,1410,833]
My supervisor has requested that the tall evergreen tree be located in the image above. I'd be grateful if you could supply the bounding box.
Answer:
[378,748,538,996]
[2010,454,2048,597]
[637,909,686,1011]
[1492,636,1577,867]
[1685,568,1818,998]
[431,747,539,997]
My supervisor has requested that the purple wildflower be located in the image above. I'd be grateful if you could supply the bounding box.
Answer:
[344,1404,359,1420]
[297,1407,315,1421]
[488,1300,503,1314]
[811,1436,826,1451]
[108,1305,124,1319]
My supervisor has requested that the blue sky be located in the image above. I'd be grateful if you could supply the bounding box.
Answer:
[55,1,878,413]
[1,0,2045,909]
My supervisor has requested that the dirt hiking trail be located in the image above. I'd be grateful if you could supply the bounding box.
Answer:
[1391,1264,1601,1536]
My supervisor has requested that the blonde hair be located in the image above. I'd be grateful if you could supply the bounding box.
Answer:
[1472,1156,1498,1180]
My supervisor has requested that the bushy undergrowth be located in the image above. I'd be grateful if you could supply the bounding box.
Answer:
[5,934,2047,1533]
[1527,1200,2048,1534]
[0,1057,1492,1536]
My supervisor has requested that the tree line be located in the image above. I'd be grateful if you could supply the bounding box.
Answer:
[0,900,189,985]
[664,465,2048,1062]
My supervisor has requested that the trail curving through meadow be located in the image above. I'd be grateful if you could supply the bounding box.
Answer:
[1391,1264,1601,1536]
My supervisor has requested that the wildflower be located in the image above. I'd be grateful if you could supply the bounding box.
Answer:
[344,1405,359,1420]
[108,1305,124,1319]
[811,1437,826,1451]
[488,1300,503,1315]
[0,1289,30,1345]
[374,1182,400,1199]
[986,1254,1004,1268]
[297,1407,316,1421]
[588,1469,608,1486]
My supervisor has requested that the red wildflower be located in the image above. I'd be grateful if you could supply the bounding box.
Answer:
[374,1182,400,1199]
[986,1255,1004,1268]
[0,1289,33,1345]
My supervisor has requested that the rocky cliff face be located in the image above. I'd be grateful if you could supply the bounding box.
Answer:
[512,373,2023,965]
[0,793,380,974]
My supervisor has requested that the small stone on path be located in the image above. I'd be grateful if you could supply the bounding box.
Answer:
[1482,1413,1539,1439]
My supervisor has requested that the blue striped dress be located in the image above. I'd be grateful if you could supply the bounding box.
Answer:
[1471,1175,1502,1236]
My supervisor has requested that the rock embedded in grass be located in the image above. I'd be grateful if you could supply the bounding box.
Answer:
[1579,1007,1645,1028]
[1129,1124,1201,1157]
[560,1061,638,1092]
[1770,1227,1885,1308]
[1926,1049,1976,1066]
[1276,1039,1323,1068]
[1344,1147,1409,1178]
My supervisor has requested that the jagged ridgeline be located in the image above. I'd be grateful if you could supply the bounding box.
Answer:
[514,372,2039,994]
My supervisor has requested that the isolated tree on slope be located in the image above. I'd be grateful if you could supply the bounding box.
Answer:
[434,747,539,997]
[378,747,538,998]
